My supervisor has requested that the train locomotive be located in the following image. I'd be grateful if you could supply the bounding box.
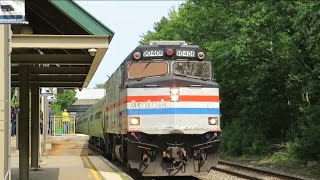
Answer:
[76,41,221,176]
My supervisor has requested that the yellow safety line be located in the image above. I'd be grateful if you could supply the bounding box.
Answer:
[83,156,104,180]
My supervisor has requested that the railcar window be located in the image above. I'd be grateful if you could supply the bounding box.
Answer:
[95,112,102,119]
[173,61,211,80]
[83,118,88,122]
[127,62,168,79]
[90,115,93,121]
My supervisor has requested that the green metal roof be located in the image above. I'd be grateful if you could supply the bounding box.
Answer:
[49,0,114,36]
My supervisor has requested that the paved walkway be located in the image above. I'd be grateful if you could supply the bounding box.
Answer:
[10,137,132,180]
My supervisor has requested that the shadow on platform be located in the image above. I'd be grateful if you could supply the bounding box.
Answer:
[11,168,59,180]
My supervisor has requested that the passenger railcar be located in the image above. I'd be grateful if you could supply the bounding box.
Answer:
[77,41,221,176]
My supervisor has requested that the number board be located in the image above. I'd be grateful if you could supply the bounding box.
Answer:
[142,50,164,57]
[176,50,196,57]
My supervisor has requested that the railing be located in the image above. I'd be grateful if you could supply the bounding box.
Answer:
[48,116,75,136]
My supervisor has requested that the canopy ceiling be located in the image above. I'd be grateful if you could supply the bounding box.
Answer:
[11,0,114,88]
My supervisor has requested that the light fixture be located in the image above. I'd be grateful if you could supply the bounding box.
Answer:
[129,117,140,125]
[166,49,174,56]
[208,117,218,125]
[197,52,205,60]
[88,48,97,56]
[170,88,179,102]
[133,52,141,60]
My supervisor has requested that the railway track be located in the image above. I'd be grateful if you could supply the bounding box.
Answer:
[213,160,310,180]
[89,143,310,180]
[89,143,200,180]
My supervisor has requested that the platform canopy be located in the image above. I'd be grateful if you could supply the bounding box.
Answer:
[11,0,114,88]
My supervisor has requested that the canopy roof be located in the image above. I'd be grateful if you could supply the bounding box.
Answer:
[11,0,114,88]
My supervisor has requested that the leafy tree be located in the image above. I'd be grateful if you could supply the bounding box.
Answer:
[289,2,320,160]
[94,83,106,89]
[140,1,320,160]
[52,89,77,115]
[11,87,19,107]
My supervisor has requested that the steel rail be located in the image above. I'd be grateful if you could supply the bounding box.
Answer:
[212,166,261,180]
[218,160,309,180]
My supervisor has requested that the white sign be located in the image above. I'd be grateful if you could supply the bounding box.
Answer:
[176,50,196,57]
[143,50,164,57]
[41,88,53,96]
[47,96,57,103]
[0,0,26,24]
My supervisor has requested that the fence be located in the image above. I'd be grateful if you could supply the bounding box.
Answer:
[48,116,75,136]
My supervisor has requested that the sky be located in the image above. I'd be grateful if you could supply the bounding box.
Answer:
[75,1,185,88]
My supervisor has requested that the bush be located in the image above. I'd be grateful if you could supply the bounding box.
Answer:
[294,107,320,160]
[221,119,270,156]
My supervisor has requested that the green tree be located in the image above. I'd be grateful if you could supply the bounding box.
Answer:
[94,83,106,89]
[140,1,320,160]
[288,2,320,160]
[52,89,77,115]
[11,87,19,107]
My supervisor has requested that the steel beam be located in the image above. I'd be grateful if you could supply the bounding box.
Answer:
[12,82,83,88]
[12,34,110,49]
[19,65,30,180]
[31,84,40,169]
[11,75,86,82]
[12,54,92,64]
[11,66,90,75]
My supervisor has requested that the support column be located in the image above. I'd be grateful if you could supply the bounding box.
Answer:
[42,97,48,156]
[31,84,39,169]
[0,24,11,180]
[18,65,30,180]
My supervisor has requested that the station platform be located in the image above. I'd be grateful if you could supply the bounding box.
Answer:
[10,135,132,180]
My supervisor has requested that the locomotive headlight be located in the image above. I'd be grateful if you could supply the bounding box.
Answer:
[208,117,218,125]
[170,88,179,102]
[129,117,140,125]
[170,94,179,102]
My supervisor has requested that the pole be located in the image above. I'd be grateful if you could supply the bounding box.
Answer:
[31,84,40,169]
[42,97,48,156]
[18,65,30,180]
[39,95,44,159]
[0,24,11,180]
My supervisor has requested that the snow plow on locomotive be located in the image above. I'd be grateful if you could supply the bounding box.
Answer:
[77,41,221,176]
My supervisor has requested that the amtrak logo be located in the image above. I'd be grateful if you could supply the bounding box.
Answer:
[129,99,167,109]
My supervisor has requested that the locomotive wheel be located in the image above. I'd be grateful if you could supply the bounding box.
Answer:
[111,151,116,161]
[106,152,112,160]
[126,162,131,171]
[105,133,113,160]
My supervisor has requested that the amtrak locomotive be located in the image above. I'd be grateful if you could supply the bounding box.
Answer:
[76,41,221,176]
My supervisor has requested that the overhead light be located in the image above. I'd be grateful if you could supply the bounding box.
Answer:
[88,48,97,56]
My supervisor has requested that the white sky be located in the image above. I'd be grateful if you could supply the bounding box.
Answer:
[75,1,185,88]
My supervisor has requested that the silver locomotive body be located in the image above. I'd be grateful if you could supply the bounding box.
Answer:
[77,41,221,176]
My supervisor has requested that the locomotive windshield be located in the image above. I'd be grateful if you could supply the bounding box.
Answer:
[127,61,168,79]
[173,61,211,80]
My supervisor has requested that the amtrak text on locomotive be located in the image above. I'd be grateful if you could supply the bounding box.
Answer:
[129,99,167,109]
